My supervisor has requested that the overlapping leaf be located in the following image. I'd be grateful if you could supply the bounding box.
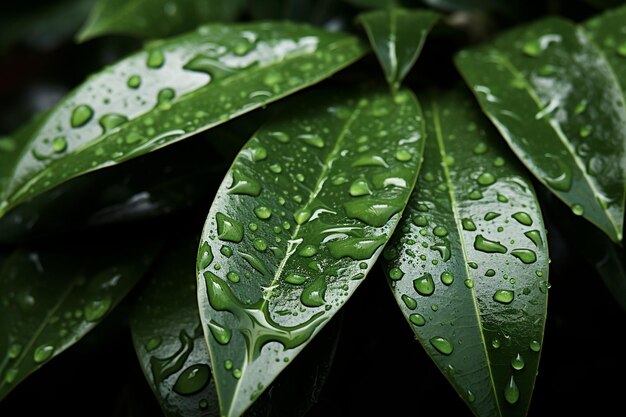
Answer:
[0,22,366,218]
[383,89,549,417]
[197,88,425,417]
[455,16,626,242]
[358,8,440,91]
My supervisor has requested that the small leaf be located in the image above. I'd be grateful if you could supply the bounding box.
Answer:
[78,0,246,41]
[382,89,549,417]
[0,22,367,219]
[358,8,440,91]
[455,16,626,242]
[197,87,425,417]
[131,235,343,417]
[0,238,160,400]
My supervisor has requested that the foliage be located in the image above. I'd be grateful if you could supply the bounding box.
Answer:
[0,1,624,417]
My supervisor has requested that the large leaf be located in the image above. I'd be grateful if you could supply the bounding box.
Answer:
[382,89,549,417]
[0,22,366,219]
[0,238,161,400]
[197,87,425,417]
[358,8,440,91]
[77,0,246,41]
[131,235,341,417]
[455,17,626,243]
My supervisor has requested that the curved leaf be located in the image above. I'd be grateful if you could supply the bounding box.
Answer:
[382,89,549,417]
[131,235,342,417]
[358,8,440,91]
[0,22,367,218]
[455,17,626,243]
[197,87,425,417]
[78,0,246,41]
[0,238,160,401]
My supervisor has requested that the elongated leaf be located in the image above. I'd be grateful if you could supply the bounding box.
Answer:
[131,235,341,417]
[78,0,246,41]
[0,23,366,219]
[0,238,160,400]
[197,88,425,417]
[455,17,626,243]
[358,8,440,91]
[382,89,549,417]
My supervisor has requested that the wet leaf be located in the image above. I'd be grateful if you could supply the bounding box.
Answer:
[78,0,246,41]
[358,8,440,91]
[456,16,626,243]
[0,238,161,401]
[0,22,366,219]
[382,89,549,417]
[131,235,342,417]
[197,87,425,417]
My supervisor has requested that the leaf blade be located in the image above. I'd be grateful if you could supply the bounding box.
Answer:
[197,88,425,417]
[382,89,549,417]
[0,23,367,218]
[455,17,626,242]
[358,8,440,91]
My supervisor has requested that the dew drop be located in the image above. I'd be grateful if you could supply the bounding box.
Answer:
[4,369,17,384]
[529,339,541,352]
[229,170,261,196]
[462,218,477,231]
[233,369,242,379]
[173,364,211,395]
[300,276,326,307]
[349,179,372,197]
[389,267,404,281]
[492,339,501,349]
[617,42,626,57]
[99,114,128,132]
[493,289,514,304]
[227,272,240,283]
[269,164,282,174]
[33,344,55,363]
[409,314,426,327]
[572,204,584,216]
[413,273,435,296]
[199,399,209,410]
[485,269,496,277]
[298,134,324,148]
[464,279,474,289]
[468,190,483,200]
[220,246,233,258]
[395,149,412,161]
[467,389,476,403]
[84,296,113,322]
[511,249,537,264]
[147,49,165,68]
[71,104,94,128]
[51,136,67,153]
[484,212,501,221]
[512,212,533,226]
[298,245,317,258]
[504,375,520,404]
[580,125,593,138]
[511,353,525,370]
[413,215,428,227]
[7,343,22,359]
[285,273,307,285]
[294,208,312,225]
[433,226,448,237]
[216,213,244,243]
[523,39,541,57]
[145,337,162,352]
[524,230,543,247]
[224,360,233,370]
[254,206,272,220]
[440,271,454,285]
[127,74,142,89]
[474,235,508,254]
[270,131,290,143]
[477,172,497,186]
[401,294,417,310]
[208,320,232,345]
[429,336,453,355]
[252,146,267,161]
[473,142,488,155]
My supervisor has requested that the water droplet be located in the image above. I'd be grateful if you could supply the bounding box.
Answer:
[71,104,93,128]
[349,179,372,197]
[253,206,272,220]
[493,290,514,304]
[524,230,543,247]
[511,249,537,264]
[301,276,326,307]
[511,353,525,370]
[227,272,240,283]
[298,245,318,257]
[523,39,541,57]
[199,399,209,410]
[157,87,176,107]
[413,273,435,296]
[84,296,112,322]
[395,149,412,161]
[173,364,211,395]
[221,246,233,258]
[467,389,476,403]
[464,279,474,289]
[580,125,593,138]
[147,49,165,68]
[484,212,501,221]
[473,143,488,155]
[252,146,267,161]
[33,344,55,363]
[327,236,385,260]
[298,134,324,148]
[512,212,533,226]
[492,339,501,349]
[429,336,453,355]
[99,114,128,132]
[572,204,584,216]
[433,226,448,237]
[485,269,496,277]
[127,74,141,89]
[468,190,483,200]
[402,294,417,310]
[413,215,428,227]
[474,235,508,254]
[269,164,283,174]
[208,320,232,345]
[229,170,261,196]
[352,154,388,168]
[233,369,242,379]
[477,172,496,186]
[285,273,307,285]
[216,213,244,243]
[462,218,477,231]
[145,337,162,352]
[529,339,541,352]
[4,368,17,384]
[468,262,478,269]
[294,208,312,225]
[410,314,426,326]
[270,131,290,143]
[224,360,233,370]
[240,253,269,276]
[543,154,572,191]
[440,271,454,285]
[344,199,401,227]
[389,267,404,281]
[50,136,68,153]
[504,375,520,404]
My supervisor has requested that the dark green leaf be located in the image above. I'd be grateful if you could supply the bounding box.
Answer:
[131,235,342,417]
[0,239,161,400]
[455,17,626,243]
[197,87,425,417]
[382,89,549,417]
[0,23,366,219]
[78,0,246,41]
[358,8,440,91]
[345,0,400,8]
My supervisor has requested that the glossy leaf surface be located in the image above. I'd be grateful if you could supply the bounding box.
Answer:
[0,239,160,400]
[358,8,440,91]
[197,88,425,417]
[0,22,366,218]
[383,90,549,417]
[131,236,342,417]
[78,0,246,41]
[455,17,626,242]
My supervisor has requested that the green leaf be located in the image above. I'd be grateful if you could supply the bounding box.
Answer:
[78,0,246,41]
[455,17,626,243]
[358,8,440,91]
[131,234,342,417]
[0,238,161,400]
[0,22,366,219]
[345,0,400,8]
[197,87,425,417]
[382,89,549,417]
